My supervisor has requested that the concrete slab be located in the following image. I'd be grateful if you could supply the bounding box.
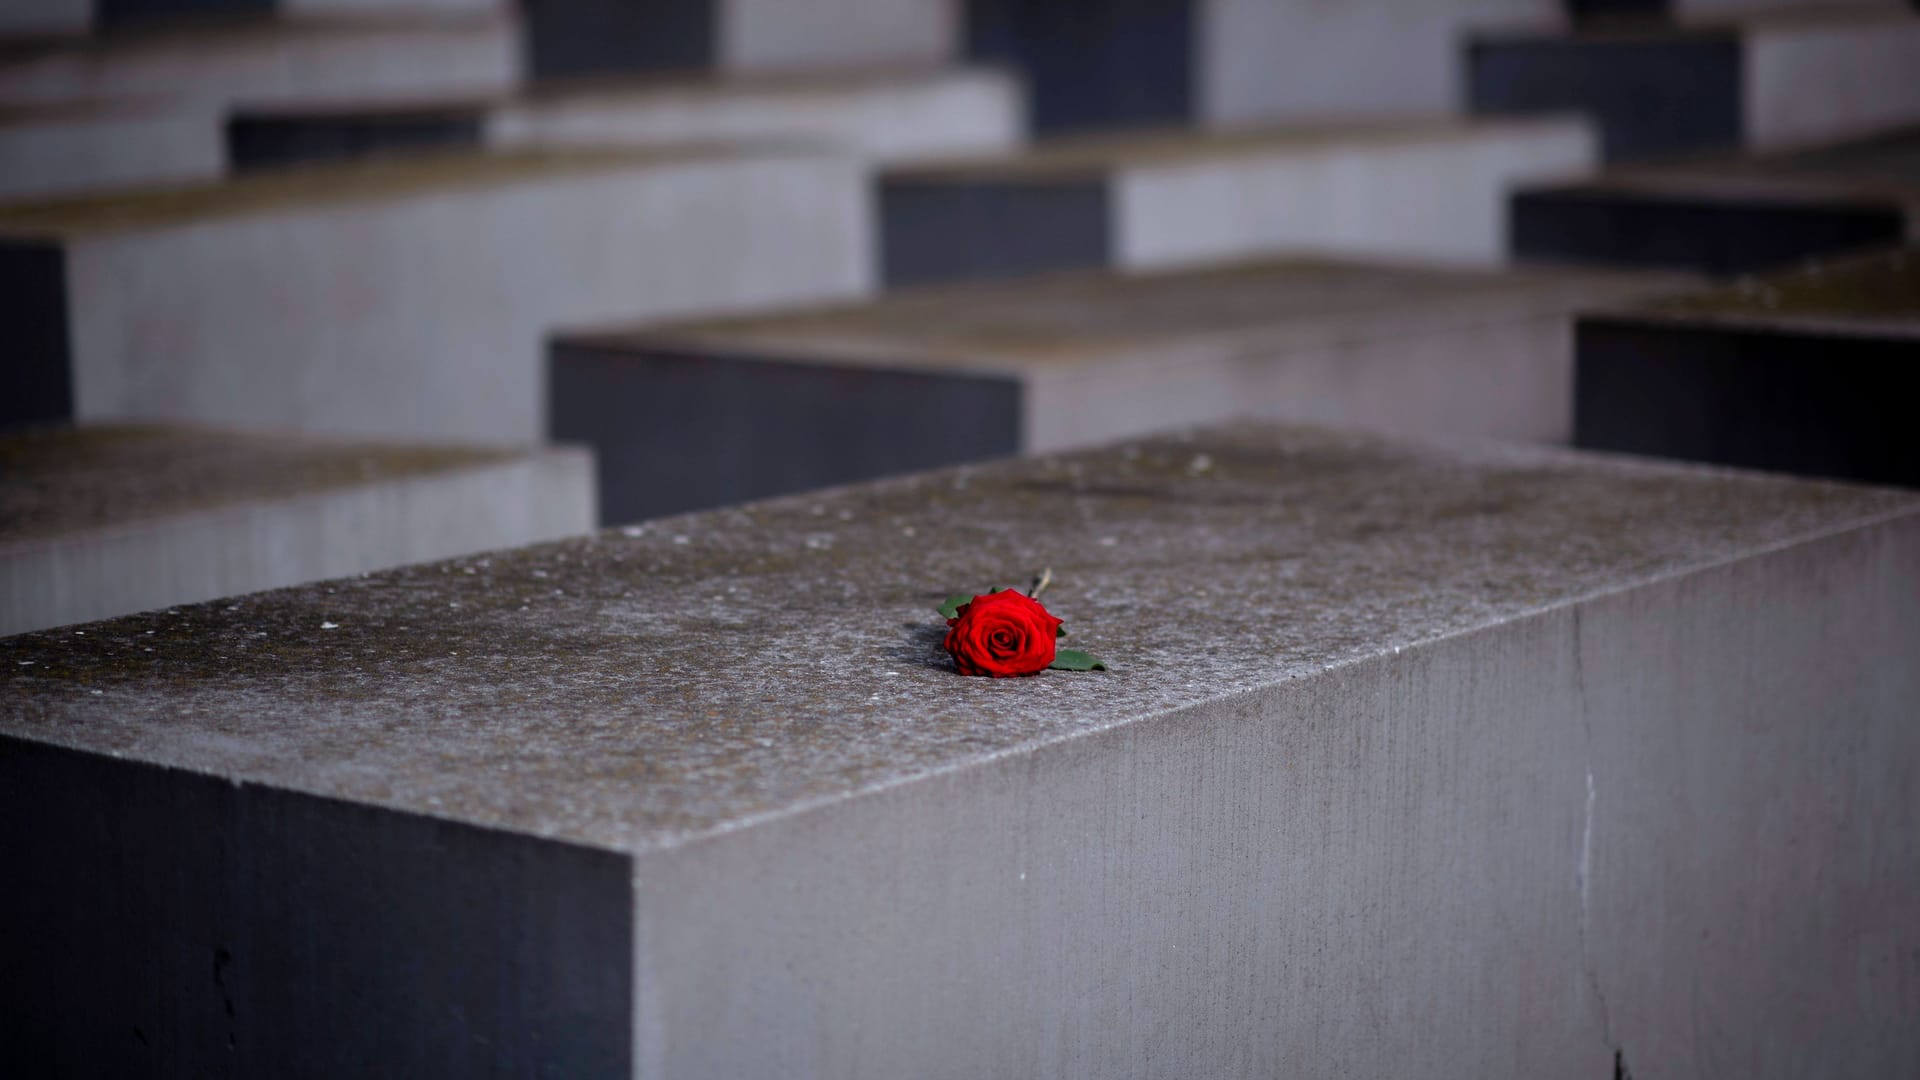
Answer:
[0,99,223,201]
[880,116,1596,287]
[4,422,1916,1076]
[0,423,594,635]
[1575,246,1920,485]
[1511,125,1920,273]
[552,256,1685,523]
[227,66,1022,174]
[0,12,518,109]
[967,0,1563,133]
[0,144,870,442]
[1469,8,1920,162]
[522,0,951,82]
[0,0,501,36]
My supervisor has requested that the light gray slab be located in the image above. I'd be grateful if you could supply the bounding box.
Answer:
[0,144,870,442]
[0,100,222,201]
[605,256,1690,450]
[4,421,1916,1076]
[892,117,1596,272]
[0,424,594,635]
[487,66,1021,164]
[0,13,517,108]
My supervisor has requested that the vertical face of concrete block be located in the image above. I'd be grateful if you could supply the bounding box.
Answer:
[880,175,1112,288]
[1574,250,1920,487]
[549,343,1021,524]
[1509,185,1909,274]
[1745,16,1920,151]
[720,0,951,72]
[1200,0,1555,124]
[0,739,632,1078]
[1468,30,1743,162]
[522,0,714,81]
[97,0,272,22]
[1577,316,1920,486]
[228,107,487,172]
[966,0,1194,133]
[0,242,72,429]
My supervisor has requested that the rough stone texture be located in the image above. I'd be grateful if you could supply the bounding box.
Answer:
[0,13,518,109]
[1576,247,1920,486]
[0,145,870,443]
[1469,7,1920,162]
[0,424,595,635]
[1510,124,1920,274]
[880,117,1597,286]
[4,422,1917,1075]
[554,257,1687,522]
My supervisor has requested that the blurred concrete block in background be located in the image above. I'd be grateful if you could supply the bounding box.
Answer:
[522,0,952,82]
[229,66,1023,173]
[0,100,222,201]
[880,116,1594,288]
[1511,124,1920,275]
[5,423,1915,1075]
[0,66,1022,200]
[0,424,593,636]
[0,146,869,443]
[1469,7,1920,162]
[0,12,518,108]
[0,0,503,37]
[1575,246,1920,486]
[550,256,1682,523]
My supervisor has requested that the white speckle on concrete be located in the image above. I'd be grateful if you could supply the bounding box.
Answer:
[320,621,339,630]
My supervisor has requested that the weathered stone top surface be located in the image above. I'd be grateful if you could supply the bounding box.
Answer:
[0,424,524,545]
[571,257,1679,372]
[231,64,1009,121]
[888,116,1579,182]
[0,143,811,239]
[5,423,1912,856]
[1623,247,1920,337]
[1539,126,1920,202]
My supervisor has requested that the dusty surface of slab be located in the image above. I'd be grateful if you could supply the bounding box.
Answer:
[0,424,523,544]
[596,257,1678,370]
[1642,245,1919,335]
[5,422,1912,855]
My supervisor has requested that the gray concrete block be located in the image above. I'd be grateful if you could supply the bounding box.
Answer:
[1511,124,1920,274]
[0,0,502,35]
[880,117,1597,287]
[4,421,1916,1075]
[523,0,951,82]
[0,12,518,109]
[552,257,1685,523]
[225,66,1023,176]
[1575,246,1920,486]
[0,145,870,443]
[0,101,224,202]
[1471,8,1920,162]
[8,66,1018,200]
[0,424,596,635]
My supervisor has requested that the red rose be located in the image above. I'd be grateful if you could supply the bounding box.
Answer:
[943,590,1062,678]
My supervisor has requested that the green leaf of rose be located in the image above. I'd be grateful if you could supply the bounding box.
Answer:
[937,594,973,620]
[1049,648,1107,672]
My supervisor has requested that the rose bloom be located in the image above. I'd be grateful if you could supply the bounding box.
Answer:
[944,590,1062,677]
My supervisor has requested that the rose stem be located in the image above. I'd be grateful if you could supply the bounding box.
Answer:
[1028,567,1053,600]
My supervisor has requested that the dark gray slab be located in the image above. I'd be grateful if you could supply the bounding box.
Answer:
[1468,25,1742,162]
[549,339,1021,524]
[1,738,631,1078]
[879,173,1110,288]
[0,241,70,428]
[1511,125,1920,273]
[4,421,1917,1074]
[1575,247,1920,486]
[964,0,1193,133]
[228,104,485,171]
[522,0,713,81]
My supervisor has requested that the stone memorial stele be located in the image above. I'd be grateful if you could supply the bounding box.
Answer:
[4,421,1916,1076]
